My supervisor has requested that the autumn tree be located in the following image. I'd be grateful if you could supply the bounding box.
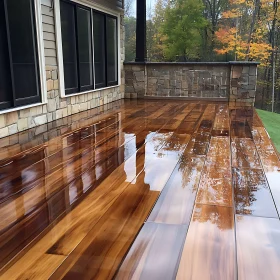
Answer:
[214,0,273,65]
[202,0,229,60]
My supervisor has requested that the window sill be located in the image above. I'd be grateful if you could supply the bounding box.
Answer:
[0,102,47,116]
[61,84,120,98]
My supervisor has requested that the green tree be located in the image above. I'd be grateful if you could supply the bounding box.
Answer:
[161,0,207,61]
[124,17,136,61]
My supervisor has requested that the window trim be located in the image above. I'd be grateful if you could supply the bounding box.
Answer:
[54,0,121,98]
[0,0,47,115]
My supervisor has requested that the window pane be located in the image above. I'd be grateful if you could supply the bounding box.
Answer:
[60,1,78,92]
[6,0,40,103]
[92,12,106,88]
[77,7,93,89]
[0,0,12,109]
[106,16,118,85]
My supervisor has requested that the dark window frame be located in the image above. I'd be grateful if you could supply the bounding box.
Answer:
[60,0,119,95]
[0,0,41,111]
[61,0,94,95]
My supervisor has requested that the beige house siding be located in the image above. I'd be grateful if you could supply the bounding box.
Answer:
[0,0,125,139]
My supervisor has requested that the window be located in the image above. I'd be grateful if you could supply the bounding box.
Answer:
[0,0,41,111]
[60,0,118,95]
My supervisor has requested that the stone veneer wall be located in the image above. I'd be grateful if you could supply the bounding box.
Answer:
[124,62,259,107]
[0,0,125,139]
[229,62,258,109]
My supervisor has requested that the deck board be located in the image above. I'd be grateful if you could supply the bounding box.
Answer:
[1,100,280,279]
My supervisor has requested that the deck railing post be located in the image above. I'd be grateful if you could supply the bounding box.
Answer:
[135,0,147,62]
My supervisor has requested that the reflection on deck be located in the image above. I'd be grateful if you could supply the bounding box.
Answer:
[0,100,280,280]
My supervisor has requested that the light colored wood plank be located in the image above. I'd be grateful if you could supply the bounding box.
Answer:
[236,215,280,280]
[115,223,188,280]
[177,204,236,280]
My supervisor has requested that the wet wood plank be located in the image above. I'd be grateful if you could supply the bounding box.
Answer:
[115,223,188,280]
[251,126,280,215]
[231,138,262,169]
[196,165,232,206]
[236,215,280,280]
[148,156,205,225]
[176,204,236,280]
[49,175,161,279]
[0,102,189,277]
[233,169,278,218]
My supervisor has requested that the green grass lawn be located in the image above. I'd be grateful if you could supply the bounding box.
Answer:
[256,109,280,153]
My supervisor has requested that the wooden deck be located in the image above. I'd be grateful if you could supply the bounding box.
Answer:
[0,100,280,279]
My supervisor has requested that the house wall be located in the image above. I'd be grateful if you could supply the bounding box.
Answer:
[0,0,125,138]
[124,62,259,108]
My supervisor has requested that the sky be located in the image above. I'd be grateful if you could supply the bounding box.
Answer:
[131,0,157,17]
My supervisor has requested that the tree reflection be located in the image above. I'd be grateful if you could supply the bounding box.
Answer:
[193,204,233,231]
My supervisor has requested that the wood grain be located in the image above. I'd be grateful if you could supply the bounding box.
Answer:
[231,138,262,169]
[115,223,188,280]
[2,102,278,280]
[236,215,280,280]
[233,169,278,218]
[176,204,236,280]
[148,156,205,225]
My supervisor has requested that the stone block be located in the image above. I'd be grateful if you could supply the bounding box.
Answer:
[124,92,131,99]
[0,127,9,138]
[30,106,42,116]
[60,101,67,109]
[52,70,58,80]
[125,86,134,93]
[46,70,51,79]
[47,113,53,122]
[47,79,54,91]
[231,66,243,79]
[249,75,257,85]
[134,71,145,82]
[53,80,59,90]
[43,105,47,114]
[34,115,47,126]
[18,118,28,131]
[0,114,6,128]
[20,108,30,118]
[71,96,76,105]
[249,66,257,76]
[242,66,250,74]
[78,95,85,103]
[62,108,68,117]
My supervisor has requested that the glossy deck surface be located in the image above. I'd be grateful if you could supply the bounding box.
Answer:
[0,100,280,279]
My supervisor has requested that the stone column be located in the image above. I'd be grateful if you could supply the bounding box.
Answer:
[229,62,259,109]
[124,63,146,99]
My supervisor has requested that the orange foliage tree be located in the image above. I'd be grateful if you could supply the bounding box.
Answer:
[214,0,275,65]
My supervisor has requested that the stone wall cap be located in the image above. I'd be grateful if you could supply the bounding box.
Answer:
[124,61,260,66]
[124,61,230,66]
[229,61,260,65]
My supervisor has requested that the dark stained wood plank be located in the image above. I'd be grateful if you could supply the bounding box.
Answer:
[115,223,188,280]
[231,120,252,139]
[233,169,278,218]
[0,102,189,277]
[176,204,236,280]
[148,156,205,225]
[48,134,189,279]
[49,174,161,280]
[236,215,280,280]
[231,138,262,169]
